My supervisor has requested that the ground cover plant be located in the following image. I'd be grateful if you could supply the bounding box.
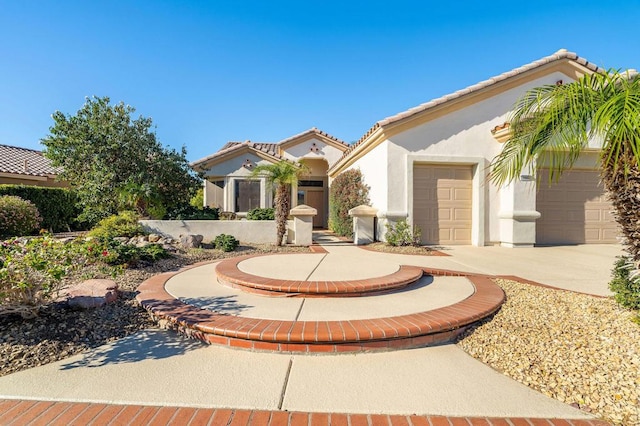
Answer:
[213,234,239,252]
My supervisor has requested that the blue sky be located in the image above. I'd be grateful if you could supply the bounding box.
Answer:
[1,1,639,162]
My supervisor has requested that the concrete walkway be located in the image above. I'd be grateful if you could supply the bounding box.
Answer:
[0,235,621,424]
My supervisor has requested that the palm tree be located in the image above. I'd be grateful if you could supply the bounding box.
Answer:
[491,70,640,261]
[251,161,309,246]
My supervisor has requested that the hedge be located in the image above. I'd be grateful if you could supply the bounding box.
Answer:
[0,185,79,232]
[329,169,370,238]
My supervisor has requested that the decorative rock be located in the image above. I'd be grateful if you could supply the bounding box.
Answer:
[148,233,161,243]
[113,237,129,244]
[180,234,204,249]
[64,279,118,310]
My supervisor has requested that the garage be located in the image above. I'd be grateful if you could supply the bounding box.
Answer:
[413,164,473,245]
[536,169,618,244]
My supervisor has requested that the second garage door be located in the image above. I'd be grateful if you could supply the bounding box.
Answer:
[536,169,618,244]
[413,164,472,245]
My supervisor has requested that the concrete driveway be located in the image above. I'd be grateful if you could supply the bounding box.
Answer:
[351,244,624,297]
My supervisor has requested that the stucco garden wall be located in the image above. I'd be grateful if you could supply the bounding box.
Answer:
[140,220,277,244]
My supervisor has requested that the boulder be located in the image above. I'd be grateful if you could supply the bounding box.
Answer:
[180,234,203,249]
[64,279,118,310]
[148,233,161,243]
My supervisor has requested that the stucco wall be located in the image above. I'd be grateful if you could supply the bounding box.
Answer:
[282,137,345,168]
[362,71,583,245]
[140,220,277,244]
[343,141,389,212]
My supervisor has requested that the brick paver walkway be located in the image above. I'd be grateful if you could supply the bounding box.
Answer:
[0,400,611,425]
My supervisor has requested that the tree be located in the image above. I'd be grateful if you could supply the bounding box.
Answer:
[251,161,308,246]
[42,96,200,224]
[490,70,640,262]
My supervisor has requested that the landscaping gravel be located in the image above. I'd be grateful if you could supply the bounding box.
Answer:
[0,244,308,378]
[458,278,640,425]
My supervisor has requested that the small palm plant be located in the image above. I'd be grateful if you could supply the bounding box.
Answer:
[491,70,640,263]
[251,161,309,246]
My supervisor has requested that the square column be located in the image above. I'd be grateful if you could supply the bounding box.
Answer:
[290,204,317,246]
[349,205,378,245]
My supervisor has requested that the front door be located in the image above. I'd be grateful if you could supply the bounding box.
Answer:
[298,188,325,228]
[306,190,325,228]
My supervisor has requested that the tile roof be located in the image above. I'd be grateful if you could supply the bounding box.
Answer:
[0,144,60,177]
[333,49,604,168]
[277,127,349,147]
[191,128,348,168]
[190,141,284,168]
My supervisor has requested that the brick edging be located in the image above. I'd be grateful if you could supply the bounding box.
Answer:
[136,261,506,353]
[0,400,610,425]
[216,254,424,296]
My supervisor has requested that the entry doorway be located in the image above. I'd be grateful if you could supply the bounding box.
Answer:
[297,188,326,228]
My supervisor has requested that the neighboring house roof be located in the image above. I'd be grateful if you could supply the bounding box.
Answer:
[329,49,604,175]
[0,144,60,177]
[190,128,348,170]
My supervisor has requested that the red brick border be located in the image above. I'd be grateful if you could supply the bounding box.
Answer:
[216,254,425,297]
[359,244,451,256]
[0,399,611,425]
[136,260,506,353]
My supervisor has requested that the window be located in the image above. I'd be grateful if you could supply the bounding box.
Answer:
[299,180,324,188]
[234,180,260,212]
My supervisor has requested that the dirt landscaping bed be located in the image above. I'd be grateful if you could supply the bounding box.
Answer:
[0,244,308,378]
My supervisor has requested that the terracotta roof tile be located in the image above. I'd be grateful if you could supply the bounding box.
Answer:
[0,144,60,177]
[332,49,604,169]
[191,128,348,168]
[277,127,349,147]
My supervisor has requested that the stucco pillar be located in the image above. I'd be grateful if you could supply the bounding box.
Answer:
[349,205,378,245]
[289,204,317,246]
[499,178,540,247]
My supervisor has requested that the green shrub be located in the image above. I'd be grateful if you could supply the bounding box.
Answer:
[329,169,370,238]
[84,237,168,266]
[213,234,239,252]
[609,256,640,310]
[385,220,422,247]
[165,205,219,220]
[189,188,205,208]
[0,196,43,238]
[87,211,144,239]
[0,185,80,232]
[0,235,82,317]
[247,207,275,220]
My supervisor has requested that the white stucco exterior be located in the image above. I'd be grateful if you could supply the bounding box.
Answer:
[329,51,613,247]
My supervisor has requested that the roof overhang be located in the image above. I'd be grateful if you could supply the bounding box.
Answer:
[329,50,603,176]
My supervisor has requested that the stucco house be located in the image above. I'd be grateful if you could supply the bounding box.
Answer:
[0,144,65,187]
[194,49,621,247]
[190,128,349,228]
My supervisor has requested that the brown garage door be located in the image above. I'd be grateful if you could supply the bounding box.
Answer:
[413,164,472,245]
[536,169,618,244]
